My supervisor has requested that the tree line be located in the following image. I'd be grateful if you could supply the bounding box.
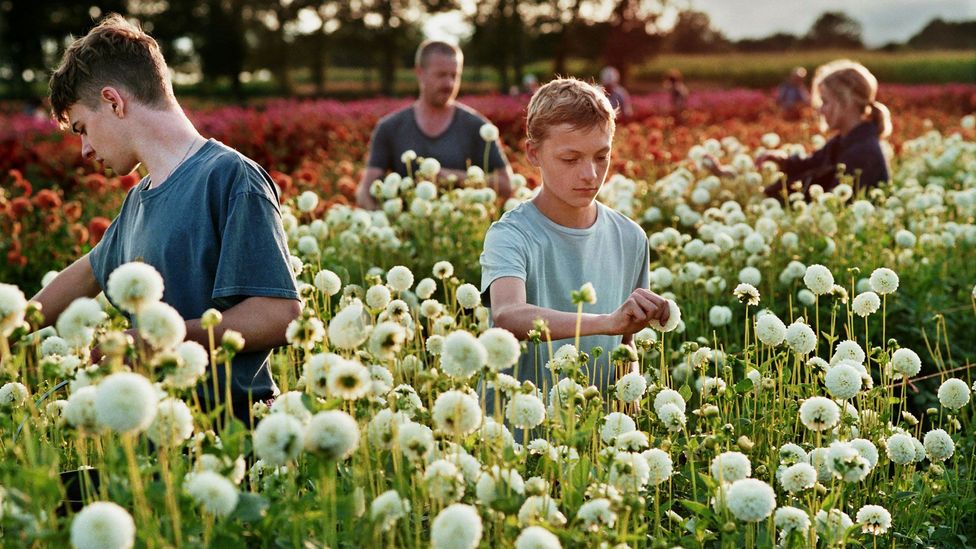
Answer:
[1,1,972,99]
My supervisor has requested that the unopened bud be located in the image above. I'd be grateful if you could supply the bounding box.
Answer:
[737,435,754,452]
[221,329,245,353]
[202,309,223,329]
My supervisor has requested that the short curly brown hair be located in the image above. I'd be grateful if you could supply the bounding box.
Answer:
[526,77,615,145]
[49,14,172,128]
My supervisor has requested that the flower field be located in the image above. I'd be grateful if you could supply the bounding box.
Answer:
[1,85,975,548]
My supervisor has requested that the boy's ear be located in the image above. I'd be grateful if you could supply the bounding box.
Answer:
[525,139,540,167]
[100,86,126,118]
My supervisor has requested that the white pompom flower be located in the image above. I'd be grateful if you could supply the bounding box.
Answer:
[869,267,899,295]
[328,300,368,350]
[253,412,305,466]
[441,330,487,379]
[137,301,186,350]
[711,451,752,483]
[514,526,561,549]
[304,410,360,460]
[185,470,239,517]
[432,390,483,436]
[432,503,483,549]
[923,428,955,461]
[855,504,891,535]
[615,371,647,403]
[57,297,107,348]
[94,372,159,434]
[784,320,817,355]
[726,478,776,522]
[106,263,165,317]
[386,265,414,292]
[506,392,546,430]
[852,291,880,317]
[643,448,673,485]
[937,378,971,410]
[147,397,194,447]
[479,328,520,372]
[0,283,28,336]
[824,362,862,400]
[70,501,135,549]
[803,264,834,295]
[647,299,681,332]
[890,348,921,378]
[756,313,787,347]
[799,396,840,432]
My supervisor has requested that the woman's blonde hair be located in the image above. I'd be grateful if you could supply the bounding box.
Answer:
[812,59,891,138]
[526,78,615,145]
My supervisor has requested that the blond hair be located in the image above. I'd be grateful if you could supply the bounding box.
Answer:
[526,78,616,145]
[49,14,173,128]
[812,59,891,138]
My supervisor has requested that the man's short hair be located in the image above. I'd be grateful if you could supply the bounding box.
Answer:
[414,40,463,68]
[49,13,172,128]
[526,78,616,145]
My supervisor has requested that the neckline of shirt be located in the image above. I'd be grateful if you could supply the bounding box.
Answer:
[410,104,460,141]
[525,200,604,236]
[138,138,218,201]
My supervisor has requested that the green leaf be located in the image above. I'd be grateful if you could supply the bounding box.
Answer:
[679,384,693,402]
[232,492,270,522]
[680,499,710,516]
[734,378,754,393]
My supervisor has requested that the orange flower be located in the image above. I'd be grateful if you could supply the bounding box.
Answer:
[117,173,140,191]
[88,216,111,245]
[45,213,62,232]
[69,223,89,245]
[33,189,62,210]
[10,197,32,219]
[63,201,83,222]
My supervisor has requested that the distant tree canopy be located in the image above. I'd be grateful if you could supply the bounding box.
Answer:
[0,2,969,99]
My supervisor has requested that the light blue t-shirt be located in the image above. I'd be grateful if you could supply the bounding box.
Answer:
[89,139,299,421]
[480,200,650,393]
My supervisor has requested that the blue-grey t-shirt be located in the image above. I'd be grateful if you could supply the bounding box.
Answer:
[367,103,509,176]
[89,138,299,419]
[480,200,650,393]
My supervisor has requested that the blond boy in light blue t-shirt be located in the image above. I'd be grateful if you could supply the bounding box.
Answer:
[480,78,670,394]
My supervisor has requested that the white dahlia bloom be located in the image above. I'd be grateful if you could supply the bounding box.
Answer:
[106,262,164,314]
[441,330,487,379]
[756,313,787,347]
[386,265,414,292]
[456,283,481,310]
[653,389,686,415]
[514,526,561,549]
[253,412,304,466]
[709,305,733,327]
[0,381,28,408]
[137,301,186,350]
[397,421,434,462]
[480,123,499,142]
[647,299,681,332]
[94,372,158,434]
[923,428,955,461]
[657,403,687,432]
[885,433,917,465]
[432,504,483,549]
[365,284,392,310]
[313,269,342,296]
[518,495,567,526]
[609,452,651,492]
[799,397,840,432]
[328,300,368,350]
[57,297,107,348]
[476,466,525,508]
[506,392,546,430]
[432,390,482,435]
[615,371,647,403]
[70,501,135,549]
[65,386,100,431]
[0,283,27,336]
[479,328,520,372]
[785,320,817,355]
[869,267,899,295]
[643,448,673,485]
[890,348,922,378]
[826,441,871,482]
[726,478,776,522]
[855,504,891,535]
[425,460,465,502]
[832,340,865,366]
[852,291,880,317]
[803,264,834,295]
[824,362,862,400]
[371,490,411,531]
[368,321,405,361]
[601,412,637,443]
[326,358,371,400]
[778,462,816,493]
[937,378,971,410]
[415,277,437,299]
[815,509,853,544]
[297,190,319,212]
[304,410,360,460]
[185,471,239,517]
[774,506,811,536]
[271,391,312,423]
[146,397,194,447]
[576,498,616,532]
[165,341,209,389]
[711,451,752,482]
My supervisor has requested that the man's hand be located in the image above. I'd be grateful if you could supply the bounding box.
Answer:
[605,289,670,335]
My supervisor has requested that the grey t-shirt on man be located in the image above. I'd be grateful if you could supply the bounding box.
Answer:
[480,200,650,394]
[367,103,509,176]
[89,139,299,421]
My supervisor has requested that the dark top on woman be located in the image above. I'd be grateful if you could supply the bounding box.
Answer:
[765,121,890,199]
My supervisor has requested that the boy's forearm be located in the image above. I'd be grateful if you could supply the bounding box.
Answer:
[183,297,301,353]
[30,254,102,328]
[493,303,611,341]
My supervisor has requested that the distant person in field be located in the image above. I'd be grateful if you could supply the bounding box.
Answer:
[356,40,513,209]
[34,14,300,423]
[707,59,891,199]
[600,66,633,118]
[776,66,811,118]
[664,69,688,120]
[480,78,670,397]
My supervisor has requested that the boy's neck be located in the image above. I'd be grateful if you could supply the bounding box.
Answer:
[532,191,598,229]
[134,107,205,189]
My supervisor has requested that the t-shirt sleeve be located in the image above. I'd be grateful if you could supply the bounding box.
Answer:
[479,222,528,303]
[366,118,394,171]
[212,189,299,307]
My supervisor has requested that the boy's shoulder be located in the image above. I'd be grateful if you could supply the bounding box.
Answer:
[596,201,646,239]
[199,140,280,202]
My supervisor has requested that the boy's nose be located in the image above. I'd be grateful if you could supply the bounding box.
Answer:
[81,139,95,161]
[580,162,597,182]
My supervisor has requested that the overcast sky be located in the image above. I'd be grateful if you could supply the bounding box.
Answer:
[423,0,974,48]
[687,0,974,47]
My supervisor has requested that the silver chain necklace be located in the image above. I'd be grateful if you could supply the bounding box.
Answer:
[150,137,200,190]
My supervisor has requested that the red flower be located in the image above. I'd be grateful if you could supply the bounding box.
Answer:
[10,197,32,219]
[33,189,62,210]
[117,173,140,191]
[88,216,111,245]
